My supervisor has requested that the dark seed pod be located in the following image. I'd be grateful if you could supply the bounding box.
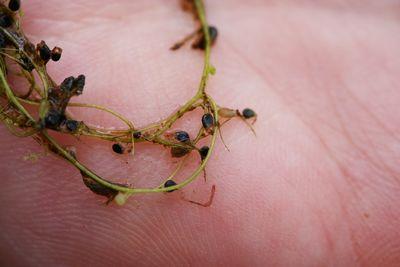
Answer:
[37,41,51,62]
[44,110,64,129]
[199,146,209,161]
[0,13,13,28]
[201,113,214,130]
[51,46,62,61]
[60,76,74,92]
[164,179,177,192]
[242,108,256,119]
[193,26,218,50]
[81,172,119,203]
[171,146,190,158]
[133,131,142,139]
[73,74,85,95]
[8,0,20,11]
[65,120,79,132]
[175,131,190,143]
[112,143,124,154]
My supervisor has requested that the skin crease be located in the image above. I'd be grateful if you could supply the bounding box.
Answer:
[0,0,400,266]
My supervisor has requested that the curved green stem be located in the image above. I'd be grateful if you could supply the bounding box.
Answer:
[0,63,35,122]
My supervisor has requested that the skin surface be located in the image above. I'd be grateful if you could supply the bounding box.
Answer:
[1,0,400,266]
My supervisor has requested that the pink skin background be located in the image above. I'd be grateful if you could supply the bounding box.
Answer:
[1,0,400,266]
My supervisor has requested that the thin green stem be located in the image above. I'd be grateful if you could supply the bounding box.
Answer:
[0,61,35,122]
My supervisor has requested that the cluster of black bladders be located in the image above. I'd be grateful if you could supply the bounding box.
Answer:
[37,40,63,64]
[0,1,62,70]
[44,75,85,131]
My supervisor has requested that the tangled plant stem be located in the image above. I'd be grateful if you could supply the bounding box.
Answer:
[0,0,256,205]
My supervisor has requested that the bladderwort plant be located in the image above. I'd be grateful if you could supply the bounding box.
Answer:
[0,0,257,206]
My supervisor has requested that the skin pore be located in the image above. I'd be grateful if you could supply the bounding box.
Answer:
[0,0,400,266]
